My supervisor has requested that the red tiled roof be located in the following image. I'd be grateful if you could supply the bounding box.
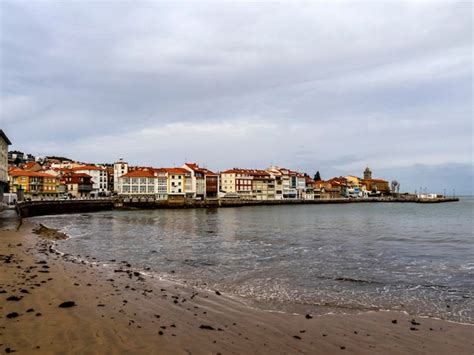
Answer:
[23,162,38,170]
[165,168,189,174]
[72,165,105,171]
[122,169,156,178]
[9,169,56,178]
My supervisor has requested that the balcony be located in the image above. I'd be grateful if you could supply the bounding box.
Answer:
[78,184,93,192]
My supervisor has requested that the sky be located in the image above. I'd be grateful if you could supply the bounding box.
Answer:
[0,1,472,194]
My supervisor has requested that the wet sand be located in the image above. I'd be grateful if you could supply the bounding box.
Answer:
[1,221,473,354]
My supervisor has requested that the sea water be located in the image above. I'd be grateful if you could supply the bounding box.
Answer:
[30,197,474,323]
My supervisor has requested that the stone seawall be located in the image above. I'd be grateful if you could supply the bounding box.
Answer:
[16,200,114,218]
[14,197,459,218]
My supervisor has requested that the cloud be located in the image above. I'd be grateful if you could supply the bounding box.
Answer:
[0,1,472,193]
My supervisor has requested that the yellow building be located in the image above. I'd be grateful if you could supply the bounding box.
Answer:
[9,169,59,198]
[345,175,361,187]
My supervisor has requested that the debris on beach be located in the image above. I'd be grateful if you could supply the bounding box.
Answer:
[58,301,76,308]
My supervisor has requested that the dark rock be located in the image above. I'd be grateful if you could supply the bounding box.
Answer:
[293,335,301,340]
[199,325,215,330]
[305,314,313,319]
[26,309,34,312]
[6,312,19,319]
[391,320,397,324]
[215,290,221,296]
[410,327,418,331]
[158,331,164,335]
[20,289,29,294]
[410,319,420,326]
[58,301,76,308]
[340,346,346,350]
[6,296,22,301]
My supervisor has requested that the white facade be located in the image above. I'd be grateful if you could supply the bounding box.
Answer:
[74,166,108,193]
[113,159,129,193]
[0,131,10,186]
[118,169,168,200]
[168,173,185,195]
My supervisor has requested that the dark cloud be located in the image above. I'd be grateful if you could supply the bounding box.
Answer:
[0,1,472,193]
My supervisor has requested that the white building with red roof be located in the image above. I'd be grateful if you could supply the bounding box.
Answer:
[72,165,108,194]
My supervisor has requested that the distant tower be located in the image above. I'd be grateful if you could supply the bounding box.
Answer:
[364,166,372,180]
[113,158,128,193]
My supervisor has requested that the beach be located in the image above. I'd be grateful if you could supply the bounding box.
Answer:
[1,220,473,354]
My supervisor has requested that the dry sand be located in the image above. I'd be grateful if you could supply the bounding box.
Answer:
[1,220,473,354]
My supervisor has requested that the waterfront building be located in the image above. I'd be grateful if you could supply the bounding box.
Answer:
[119,168,158,198]
[203,168,219,199]
[303,176,315,200]
[9,169,59,198]
[345,175,361,187]
[182,163,205,199]
[0,130,11,201]
[267,167,297,199]
[220,169,254,199]
[166,168,191,198]
[250,170,276,200]
[61,172,93,198]
[360,167,389,195]
[72,165,108,194]
[360,178,390,195]
[113,158,129,193]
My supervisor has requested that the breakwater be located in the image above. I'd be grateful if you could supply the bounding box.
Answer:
[15,196,459,218]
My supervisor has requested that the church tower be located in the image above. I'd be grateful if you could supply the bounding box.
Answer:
[364,166,372,180]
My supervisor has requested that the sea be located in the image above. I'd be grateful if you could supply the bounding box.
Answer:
[29,197,474,323]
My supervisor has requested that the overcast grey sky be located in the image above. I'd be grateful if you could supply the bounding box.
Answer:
[0,1,472,193]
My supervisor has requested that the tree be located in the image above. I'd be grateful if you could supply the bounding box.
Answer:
[314,171,321,181]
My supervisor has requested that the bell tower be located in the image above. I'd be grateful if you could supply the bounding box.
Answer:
[364,166,372,180]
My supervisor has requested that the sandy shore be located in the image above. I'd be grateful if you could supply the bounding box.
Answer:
[1,220,473,354]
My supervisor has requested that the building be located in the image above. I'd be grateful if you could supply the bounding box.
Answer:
[267,167,298,199]
[113,158,129,193]
[250,170,276,200]
[220,169,254,199]
[9,169,59,198]
[119,168,158,198]
[165,168,191,198]
[61,172,93,198]
[361,178,390,195]
[182,163,205,199]
[0,130,11,201]
[364,166,372,180]
[360,167,389,195]
[72,165,108,194]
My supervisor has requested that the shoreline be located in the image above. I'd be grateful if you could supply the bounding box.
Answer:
[1,221,473,354]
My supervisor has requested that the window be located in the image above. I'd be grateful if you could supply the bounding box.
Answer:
[140,178,146,184]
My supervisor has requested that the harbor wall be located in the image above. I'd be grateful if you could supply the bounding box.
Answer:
[15,197,459,218]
